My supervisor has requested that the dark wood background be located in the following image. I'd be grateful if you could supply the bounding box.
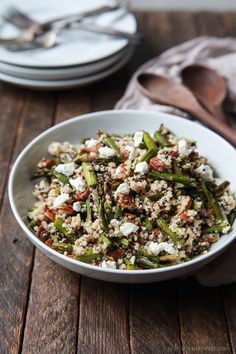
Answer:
[0,11,236,354]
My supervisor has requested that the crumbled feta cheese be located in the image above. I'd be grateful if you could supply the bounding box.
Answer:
[120,222,139,236]
[125,145,138,160]
[48,142,61,156]
[115,165,122,175]
[178,139,193,156]
[147,242,177,256]
[53,193,70,208]
[130,256,136,265]
[85,138,98,148]
[135,161,149,174]
[195,164,214,181]
[55,162,75,177]
[73,202,82,212]
[133,131,143,147]
[99,146,116,158]
[101,260,117,269]
[115,182,130,195]
[110,219,119,226]
[69,176,86,192]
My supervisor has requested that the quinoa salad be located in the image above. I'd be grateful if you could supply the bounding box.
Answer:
[28,125,236,270]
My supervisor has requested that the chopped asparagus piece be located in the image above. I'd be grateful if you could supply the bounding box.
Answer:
[153,130,169,147]
[76,251,99,263]
[54,218,77,242]
[136,255,158,269]
[99,235,112,248]
[53,171,69,184]
[148,192,164,201]
[200,180,224,221]
[82,162,98,186]
[144,217,153,230]
[52,242,73,254]
[143,132,158,151]
[120,238,129,248]
[149,171,196,186]
[140,148,157,162]
[86,197,92,221]
[156,217,182,243]
[104,135,121,157]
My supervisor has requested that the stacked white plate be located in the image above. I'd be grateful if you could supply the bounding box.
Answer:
[0,0,137,89]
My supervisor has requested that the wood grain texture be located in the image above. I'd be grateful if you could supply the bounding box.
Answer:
[223,284,236,354]
[21,89,91,353]
[178,279,231,354]
[78,278,130,354]
[130,281,181,354]
[22,251,80,354]
[0,84,25,209]
[0,91,55,354]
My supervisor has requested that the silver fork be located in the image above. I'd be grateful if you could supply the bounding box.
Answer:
[3,4,140,50]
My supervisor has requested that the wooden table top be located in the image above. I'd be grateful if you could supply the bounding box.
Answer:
[0,10,236,354]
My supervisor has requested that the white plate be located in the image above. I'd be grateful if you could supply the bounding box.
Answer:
[8,110,236,283]
[0,0,136,68]
[0,46,128,80]
[0,46,133,89]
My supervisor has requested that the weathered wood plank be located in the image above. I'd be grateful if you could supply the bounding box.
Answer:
[223,284,236,354]
[0,90,55,354]
[171,12,197,43]
[78,278,130,354]
[21,88,91,353]
[22,251,80,354]
[0,84,25,209]
[179,278,231,354]
[130,281,181,354]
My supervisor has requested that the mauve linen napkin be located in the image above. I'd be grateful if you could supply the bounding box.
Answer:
[115,36,236,286]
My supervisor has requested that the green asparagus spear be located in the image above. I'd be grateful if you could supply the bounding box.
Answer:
[104,135,121,157]
[99,235,112,248]
[53,171,69,184]
[156,217,182,243]
[52,242,73,254]
[86,197,92,221]
[153,130,169,147]
[82,162,98,186]
[203,223,229,234]
[120,238,129,248]
[228,209,236,225]
[54,218,77,242]
[143,132,158,151]
[136,255,159,269]
[148,192,164,201]
[144,217,153,230]
[140,148,157,162]
[200,180,224,221]
[149,171,196,186]
[76,250,99,263]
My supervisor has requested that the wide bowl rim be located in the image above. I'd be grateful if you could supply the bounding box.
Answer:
[8,109,236,276]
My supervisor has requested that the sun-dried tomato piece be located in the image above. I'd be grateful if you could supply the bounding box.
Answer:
[149,157,167,171]
[109,248,125,261]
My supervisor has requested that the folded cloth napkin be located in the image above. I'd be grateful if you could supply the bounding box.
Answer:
[115,36,236,286]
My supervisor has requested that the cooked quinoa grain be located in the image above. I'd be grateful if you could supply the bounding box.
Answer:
[28,126,236,270]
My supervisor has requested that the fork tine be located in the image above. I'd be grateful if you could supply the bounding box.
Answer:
[7,7,35,25]
[4,7,36,30]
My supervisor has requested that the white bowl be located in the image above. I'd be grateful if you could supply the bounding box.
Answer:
[8,110,236,283]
